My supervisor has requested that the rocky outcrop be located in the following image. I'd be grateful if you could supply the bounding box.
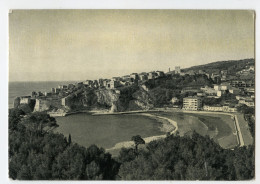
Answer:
[30,85,155,113]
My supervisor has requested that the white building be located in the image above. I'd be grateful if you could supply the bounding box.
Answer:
[183,96,202,111]
[20,96,31,104]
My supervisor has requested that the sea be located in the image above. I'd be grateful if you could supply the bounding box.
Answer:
[9,81,78,108]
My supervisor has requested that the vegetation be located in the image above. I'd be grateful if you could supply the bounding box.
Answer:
[9,108,120,180]
[183,58,254,75]
[237,104,255,138]
[118,132,255,180]
[131,135,145,153]
[9,107,254,180]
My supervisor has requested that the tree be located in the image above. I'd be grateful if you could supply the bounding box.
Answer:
[68,134,72,145]
[131,135,145,153]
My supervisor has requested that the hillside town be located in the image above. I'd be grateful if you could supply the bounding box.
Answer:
[14,59,255,116]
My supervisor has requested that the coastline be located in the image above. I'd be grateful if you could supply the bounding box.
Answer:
[106,113,178,152]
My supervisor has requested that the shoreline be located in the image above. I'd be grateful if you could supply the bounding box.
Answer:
[106,113,178,152]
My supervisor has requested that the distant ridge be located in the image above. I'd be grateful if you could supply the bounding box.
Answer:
[183,58,254,73]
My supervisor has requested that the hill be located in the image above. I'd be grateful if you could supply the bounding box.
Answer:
[183,58,255,74]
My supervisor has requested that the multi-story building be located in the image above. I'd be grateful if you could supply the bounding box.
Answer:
[230,80,254,89]
[183,96,202,111]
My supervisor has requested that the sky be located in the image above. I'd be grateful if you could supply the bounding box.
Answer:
[9,10,255,81]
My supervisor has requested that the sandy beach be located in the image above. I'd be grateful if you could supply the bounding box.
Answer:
[106,113,178,152]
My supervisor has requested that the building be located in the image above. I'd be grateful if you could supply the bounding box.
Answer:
[203,105,237,112]
[203,105,223,112]
[171,97,179,104]
[139,74,148,81]
[214,85,221,91]
[44,92,52,97]
[84,80,93,86]
[62,96,70,106]
[20,96,31,104]
[155,71,164,77]
[58,85,67,89]
[130,73,139,80]
[175,66,181,74]
[183,96,202,111]
[220,83,231,91]
[187,70,195,75]
[239,99,255,107]
[68,84,75,89]
[148,72,156,79]
[201,86,217,95]
[34,99,50,111]
[217,90,224,97]
[54,88,61,94]
[229,88,240,95]
[108,80,120,89]
[230,80,254,89]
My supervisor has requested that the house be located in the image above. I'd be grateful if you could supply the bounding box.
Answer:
[183,96,202,111]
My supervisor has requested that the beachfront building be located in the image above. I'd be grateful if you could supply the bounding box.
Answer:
[203,105,237,112]
[182,96,202,111]
[203,105,223,112]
